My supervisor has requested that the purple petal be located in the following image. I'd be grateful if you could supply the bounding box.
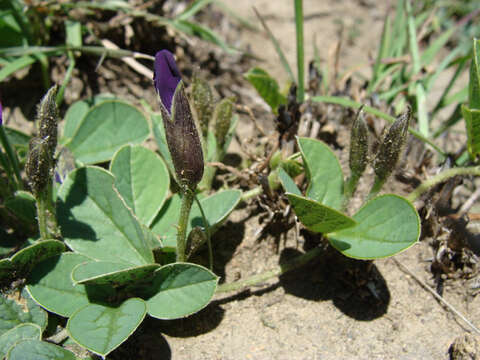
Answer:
[154,50,182,114]
[0,100,2,126]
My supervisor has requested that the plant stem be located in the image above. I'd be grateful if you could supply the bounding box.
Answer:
[407,166,480,203]
[216,247,322,293]
[343,173,361,208]
[240,186,262,202]
[36,191,49,240]
[176,188,195,262]
[367,177,386,201]
[194,194,213,270]
[294,0,305,103]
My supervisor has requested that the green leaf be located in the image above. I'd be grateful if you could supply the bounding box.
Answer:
[4,191,36,226]
[172,19,237,54]
[26,253,114,317]
[57,166,154,266]
[298,137,344,210]
[3,127,30,149]
[65,20,82,47]
[62,101,90,142]
[0,323,41,358]
[110,145,170,227]
[328,194,420,259]
[244,67,286,113]
[277,167,301,195]
[151,190,241,249]
[6,339,76,360]
[145,263,217,319]
[72,262,159,286]
[65,100,149,164]
[462,106,480,159]
[0,240,65,283]
[0,292,47,336]
[287,193,356,234]
[67,298,146,357]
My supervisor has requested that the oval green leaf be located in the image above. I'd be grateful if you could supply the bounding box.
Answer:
[110,145,170,227]
[26,253,114,317]
[278,167,301,195]
[67,298,146,357]
[145,263,218,319]
[57,166,154,266]
[72,262,159,286]
[151,189,242,249]
[0,292,47,336]
[66,100,149,164]
[328,194,420,259]
[6,339,76,360]
[0,323,41,358]
[298,137,344,210]
[244,67,286,113]
[4,191,36,226]
[287,193,356,234]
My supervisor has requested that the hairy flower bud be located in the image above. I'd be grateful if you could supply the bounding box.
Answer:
[213,96,235,148]
[154,50,204,189]
[26,85,59,195]
[191,75,214,138]
[349,107,369,178]
[373,106,411,184]
[36,85,59,160]
[26,138,51,195]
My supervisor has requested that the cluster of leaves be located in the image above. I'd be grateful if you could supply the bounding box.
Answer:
[0,0,479,358]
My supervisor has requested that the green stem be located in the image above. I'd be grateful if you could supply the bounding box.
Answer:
[407,166,480,203]
[176,189,195,262]
[368,177,386,201]
[294,0,305,103]
[36,191,49,240]
[240,186,262,202]
[343,173,361,208]
[194,194,213,270]
[216,247,322,293]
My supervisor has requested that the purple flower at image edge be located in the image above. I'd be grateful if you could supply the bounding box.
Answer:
[0,100,3,126]
[154,50,182,114]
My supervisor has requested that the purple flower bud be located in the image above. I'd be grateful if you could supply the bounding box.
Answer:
[153,50,204,189]
[154,50,181,114]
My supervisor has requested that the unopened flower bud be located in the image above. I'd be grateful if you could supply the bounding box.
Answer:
[213,96,235,147]
[154,50,204,189]
[373,106,411,184]
[36,85,59,160]
[26,138,51,195]
[191,75,214,138]
[186,226,207,258]
[349,107,369,178]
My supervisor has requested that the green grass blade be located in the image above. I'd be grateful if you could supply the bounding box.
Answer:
[415,83,429,137]
[406,0,421,75]
[312,95,446,156]
[176,0,214,21]
[368,13,392,93]
[0,55,36,82]
[253,7,295,83]
[294,0,304,102]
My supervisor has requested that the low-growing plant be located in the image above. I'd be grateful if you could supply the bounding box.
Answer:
[1,0,480,358]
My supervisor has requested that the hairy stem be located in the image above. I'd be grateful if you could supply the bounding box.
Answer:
[194,194,213,270]
[36,191,49,240]
[407,166,480,202]
[176,189,195,262]
[216,247,322,293]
